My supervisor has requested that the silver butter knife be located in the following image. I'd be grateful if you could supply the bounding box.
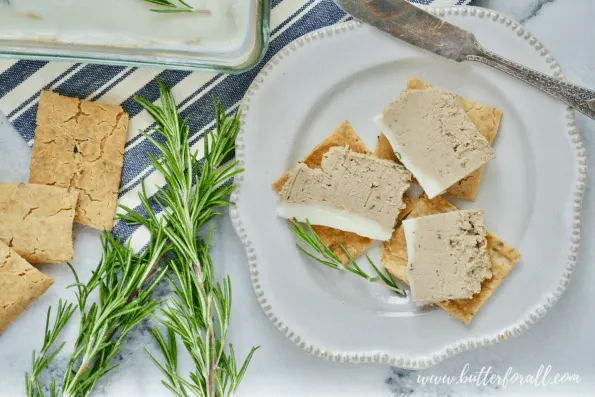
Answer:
[335,0,595,120]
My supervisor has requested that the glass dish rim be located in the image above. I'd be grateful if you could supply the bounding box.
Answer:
[0,0,271,74]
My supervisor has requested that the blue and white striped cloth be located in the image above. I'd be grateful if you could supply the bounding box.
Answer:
[0,0,471,249]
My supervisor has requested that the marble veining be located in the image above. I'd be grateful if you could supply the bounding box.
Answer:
[519,0,557,23]
[475,0,558,23]
[386,368,418,396]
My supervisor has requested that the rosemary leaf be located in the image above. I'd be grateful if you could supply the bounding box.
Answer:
[290,220,407,296]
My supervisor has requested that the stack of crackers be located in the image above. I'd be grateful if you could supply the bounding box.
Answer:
[0,91,128,332]
[274,78,521,325]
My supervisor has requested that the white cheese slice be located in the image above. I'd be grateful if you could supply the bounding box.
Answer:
[404,209,492,304]
[276,147,411,241]
[374,88,495,199]
[277,202,393,240]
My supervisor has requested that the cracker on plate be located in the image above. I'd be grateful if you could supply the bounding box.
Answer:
[273,121,412,264]
[381,196,520,325]
[0,239,54,332]
[375,79,503,200]
[406,78,503,200]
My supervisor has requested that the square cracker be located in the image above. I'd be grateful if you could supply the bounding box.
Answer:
[0,183,79,264]
[0,239,54,332]
[406,78,503,200]
[272,121,413,264]
[381,196,520,325]
[30,91,129,231]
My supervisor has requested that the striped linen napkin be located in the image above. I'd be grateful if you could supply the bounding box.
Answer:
[0,0,471,248]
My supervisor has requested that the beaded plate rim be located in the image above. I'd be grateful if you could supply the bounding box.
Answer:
[230,6,586,369]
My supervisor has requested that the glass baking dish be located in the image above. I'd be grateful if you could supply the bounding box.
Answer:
[0,0,270,73]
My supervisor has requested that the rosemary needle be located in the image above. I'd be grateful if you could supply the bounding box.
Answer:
[143,0,211,14]
[289,220,407,296]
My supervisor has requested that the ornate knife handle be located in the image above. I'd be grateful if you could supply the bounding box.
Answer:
[467,39,595,120]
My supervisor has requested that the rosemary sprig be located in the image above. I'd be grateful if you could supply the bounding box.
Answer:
[25,299,76,397]
[143,0,210,14]
[289,220,406,296]
[60,232,169,397]
[25,231,169,397]
[119,80,258,397]
[145,235,257,397]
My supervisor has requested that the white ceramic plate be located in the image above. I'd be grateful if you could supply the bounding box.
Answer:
[231,6,586,369]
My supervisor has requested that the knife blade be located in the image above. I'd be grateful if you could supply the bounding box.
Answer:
[334,0,477,61]
[334,0,595,120]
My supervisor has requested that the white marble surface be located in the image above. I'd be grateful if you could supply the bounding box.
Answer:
[1,1,595,396]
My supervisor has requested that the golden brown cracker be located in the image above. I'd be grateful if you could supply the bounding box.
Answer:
[381,196,520,325]
[398,195,415,222]
[374,134,399,163]
[30,91,128,231]
[440,233,520,324]
[381,227,408,281]
[311,224,373,265]
[0,240,54,332]
[272,121,370,192]
[273,121,411,264]
[0,183,78,264]
[405,78,503,200]
[273,121,374,264]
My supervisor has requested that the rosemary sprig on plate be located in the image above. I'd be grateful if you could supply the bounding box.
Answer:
[143,0,210,14]
[120,80,258,397]
[289,220,406,296]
